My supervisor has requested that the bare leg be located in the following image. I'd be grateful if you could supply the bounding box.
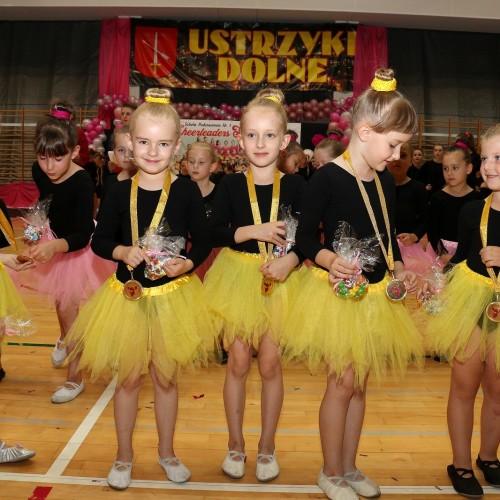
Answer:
[478,346,500,461]
[150,364,178,458]
[447,337,483,469]
[65,349,82,384]
[55,300,79,341]
[223,337,252,453]
[114,375,143,462]
[257,334,283,455]
[342,374,368,473]
[55,300,83,387]
[320,366,357,477]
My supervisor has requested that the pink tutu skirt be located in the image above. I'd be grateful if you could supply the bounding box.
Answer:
[425,239,457,268]
[26,244,116,309]
[398,241,435,277]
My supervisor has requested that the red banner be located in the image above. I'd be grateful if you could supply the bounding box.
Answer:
[134,26,178,78]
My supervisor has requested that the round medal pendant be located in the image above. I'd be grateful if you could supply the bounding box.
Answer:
[386,278,407,301]
[485,301,500,323]
[123,279,143,301]
[261,277,275,296]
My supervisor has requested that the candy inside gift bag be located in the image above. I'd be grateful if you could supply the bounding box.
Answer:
[138,219,186,281]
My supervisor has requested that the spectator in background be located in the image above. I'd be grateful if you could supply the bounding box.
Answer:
[421,144,445,194]
[313,138,345,169]
[455,132,481,188]
[278,141,306,175]
[407,147,425,183]
[120,101,138,127]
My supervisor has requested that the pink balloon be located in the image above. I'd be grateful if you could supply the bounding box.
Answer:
[115,122,123,130]
[85,122,94,132]
[330,112,341,123]
[196,111,205,119]
[114,107,122,119]
[94,124,104,134]
[341,135,350,147]
[338,119,349,130]
[88,130,98,139]
[91,117,100,126]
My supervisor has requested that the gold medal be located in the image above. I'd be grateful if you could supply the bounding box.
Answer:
[486,300,500,322]
[261,277,275,296]
[123,279,143,300]
[386,278,407,301]
[479,196,500,323]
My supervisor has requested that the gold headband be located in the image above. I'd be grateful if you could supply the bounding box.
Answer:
[371,77,397,92]
[264,95,281,103]
[145,96,171,104]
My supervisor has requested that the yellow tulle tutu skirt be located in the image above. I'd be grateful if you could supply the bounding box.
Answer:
[66,273,215,385]
[0,262,34,340]
[203,248,301,349]
[281,266,424,387]
[425,262,500,370]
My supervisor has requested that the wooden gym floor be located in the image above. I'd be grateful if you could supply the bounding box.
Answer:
[0,221,497,499]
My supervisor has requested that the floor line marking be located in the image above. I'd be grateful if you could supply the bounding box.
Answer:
[0,474,498,495]
[45,378,116,477]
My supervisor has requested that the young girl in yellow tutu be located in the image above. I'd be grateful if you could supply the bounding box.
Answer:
[419,124,500,498]
[65,88,213,490]
[203,89,305,481]
[0,198,35,380]
[0,198,36,463]
[281,68,424,500]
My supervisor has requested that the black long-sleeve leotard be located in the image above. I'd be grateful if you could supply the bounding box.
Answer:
[32,162,95,252]
[209,172,305,257]
[451,199,500,279]
[92,176,211,287]
[296,162,402,284]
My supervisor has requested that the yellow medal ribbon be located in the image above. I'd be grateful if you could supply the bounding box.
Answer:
[343,151,406,300]
[130,171,172,246]
[246,168,281,295]
[479,195,500,322]
[124,171,172,300]
[0,209,17,252]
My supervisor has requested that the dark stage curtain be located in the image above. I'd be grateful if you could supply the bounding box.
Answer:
[388,28,500,121]
[0,21,100,108]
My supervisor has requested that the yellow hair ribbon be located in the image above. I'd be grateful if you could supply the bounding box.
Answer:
[264,95,281,103]
[370,77,397,92]
[145,96,171,104]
